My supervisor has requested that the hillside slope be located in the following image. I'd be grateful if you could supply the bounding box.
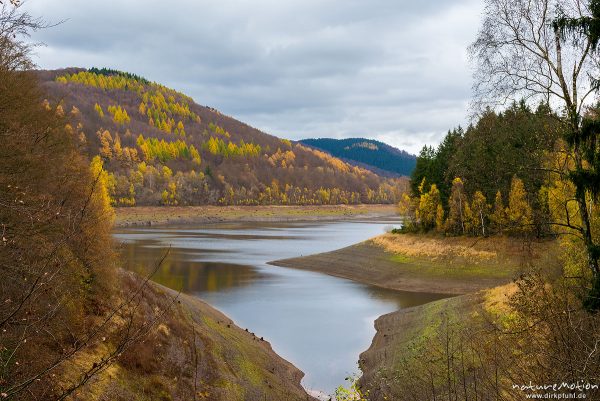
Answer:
[38,68,405,207]
[300,138,416,177]
[67,271,315,401]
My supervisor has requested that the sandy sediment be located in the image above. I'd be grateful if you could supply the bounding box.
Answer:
[114,204,398,227]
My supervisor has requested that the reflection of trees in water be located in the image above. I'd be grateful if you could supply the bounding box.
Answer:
[119,240,264,293]
[119,237,448,305]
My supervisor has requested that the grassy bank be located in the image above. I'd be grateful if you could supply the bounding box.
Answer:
[114,204,397,227]
[270,233,560,294]
[358,284,515,401]
[67,271,316,401]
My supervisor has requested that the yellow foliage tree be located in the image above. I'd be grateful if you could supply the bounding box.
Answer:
[463,200,475,235]
[90,156,115,221]
[490,190,507,233]
[107,105,130,125]
[417,183,441,230]
[506,176,533,233]
[471,190,489,236]
[98,129,113,160]
[445,177,469,235]
[161,181,178,205]
[190,145,201,165]
[162,165,173,180]
[176,120,185,136]
[113,134,123,160]
[435,204,445,232]
[94,103,104,118]
[398,193,418,229]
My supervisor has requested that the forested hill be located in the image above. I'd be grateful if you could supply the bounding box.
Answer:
[300,138,416,177]
[38,68,405,206]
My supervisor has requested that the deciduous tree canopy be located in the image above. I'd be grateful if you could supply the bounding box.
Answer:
[41,68,406,207]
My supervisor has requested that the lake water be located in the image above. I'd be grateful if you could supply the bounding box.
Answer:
[114,219,448,397]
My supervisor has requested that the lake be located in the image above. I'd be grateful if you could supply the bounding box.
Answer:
[114,218,448,398]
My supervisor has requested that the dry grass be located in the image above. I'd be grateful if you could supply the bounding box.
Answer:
[370,233,562,268]
[371,233,498,261]
[483,283,518,312]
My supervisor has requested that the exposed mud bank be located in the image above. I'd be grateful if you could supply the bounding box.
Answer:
[115,204,398,227]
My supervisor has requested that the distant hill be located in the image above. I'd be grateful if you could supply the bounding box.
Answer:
[299,138,416,177]
[38,68,406,206]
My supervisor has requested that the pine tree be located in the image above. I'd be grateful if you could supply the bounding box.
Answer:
[410,146,436,196]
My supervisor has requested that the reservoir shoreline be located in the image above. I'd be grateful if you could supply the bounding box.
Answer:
[115,204,398,227]
[268,232,560,401]
[116,211,559,399]
[115,215,417,397]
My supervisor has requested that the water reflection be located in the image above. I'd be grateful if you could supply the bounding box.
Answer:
[120,239,267,293]
[115,220,450,396]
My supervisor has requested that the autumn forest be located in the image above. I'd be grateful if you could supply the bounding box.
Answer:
[40,68,404,207]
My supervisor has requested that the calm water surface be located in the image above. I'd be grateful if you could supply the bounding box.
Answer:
[114,219,448,397]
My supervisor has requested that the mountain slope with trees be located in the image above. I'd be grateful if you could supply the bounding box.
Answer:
[300,137,416,177]
[0,5,314,400]
[37,69,405,207]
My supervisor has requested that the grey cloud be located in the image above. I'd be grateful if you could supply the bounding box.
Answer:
[23,0,482,154]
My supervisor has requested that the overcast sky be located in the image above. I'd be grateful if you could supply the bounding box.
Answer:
[22,0,483,154]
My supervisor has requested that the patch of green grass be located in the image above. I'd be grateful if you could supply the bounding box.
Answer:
[213,378,245,399]
[442,264,514,279]
[385,293,486,371]
[383,298,451,368]
[235,355,263,386]
[389,254,413,263]
[387,254,515,280]
[201,314,270,391]
[200,316,226,356]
